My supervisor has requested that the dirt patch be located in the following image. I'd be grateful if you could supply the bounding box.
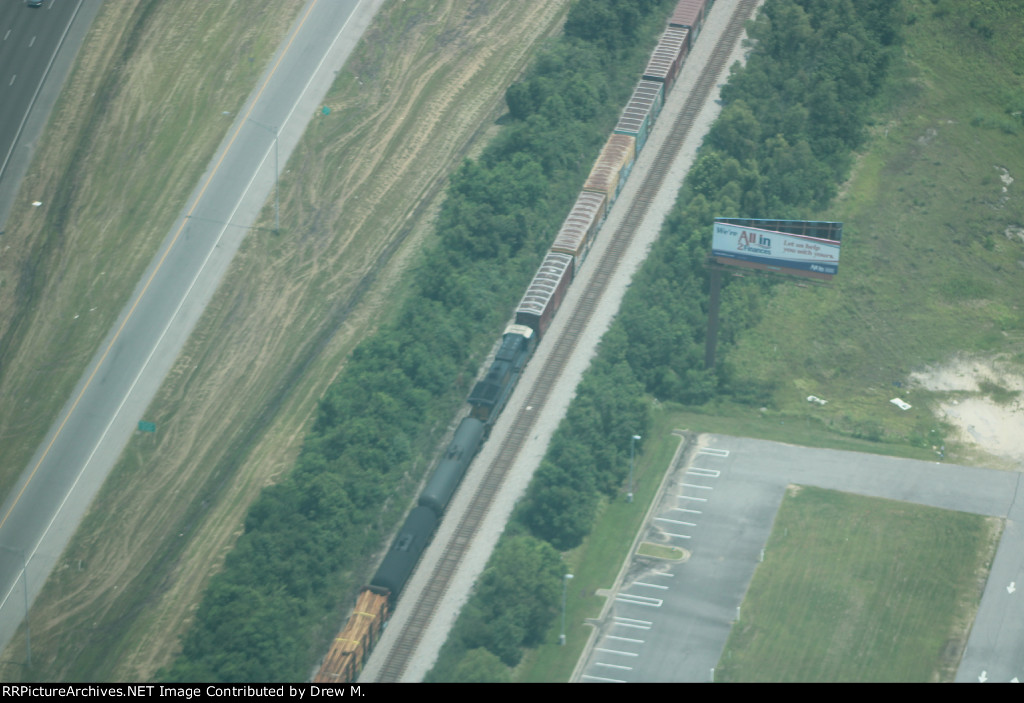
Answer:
[909,355,1024,466]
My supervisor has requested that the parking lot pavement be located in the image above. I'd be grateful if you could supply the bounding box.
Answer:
[576,433,1023,682]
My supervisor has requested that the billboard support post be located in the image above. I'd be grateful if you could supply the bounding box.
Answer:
[705,267,723,369]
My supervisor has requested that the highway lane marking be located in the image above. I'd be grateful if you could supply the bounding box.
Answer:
[0,0,330,535]
[0,0,84,183]
[1,0,370,612]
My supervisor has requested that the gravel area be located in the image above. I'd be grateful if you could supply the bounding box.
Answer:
[359,0,763,682]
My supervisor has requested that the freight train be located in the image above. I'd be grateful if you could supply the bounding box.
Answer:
[313,0,711,683]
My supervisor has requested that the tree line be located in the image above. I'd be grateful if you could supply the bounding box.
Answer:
[427,0,904,681]
[162,0,679,682]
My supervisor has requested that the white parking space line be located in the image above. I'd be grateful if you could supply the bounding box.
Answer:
[616,594,663,607]
[662,531,692,539]
[679,494,708,502]
[633,581,669,590]
[615,616,652,627]
[607,635,645,644]
[676,507,702,513]
[582,674,626,682]
[596,662,634,671]
[597,647,640,657]
[655,517,696,526]
[698,448,730,457]
[681,482,713,490]
[689,467,720,477]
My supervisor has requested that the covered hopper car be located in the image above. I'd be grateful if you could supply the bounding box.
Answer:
[316,0,716,682]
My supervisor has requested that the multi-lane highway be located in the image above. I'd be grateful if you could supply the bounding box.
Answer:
[0,0,101,230]
[0,0,385,659]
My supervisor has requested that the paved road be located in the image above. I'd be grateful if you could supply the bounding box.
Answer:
[0,0,101,232]
[576,434,1024,682]
[0,0,386,658]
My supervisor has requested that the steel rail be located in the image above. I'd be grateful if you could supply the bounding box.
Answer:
[373,0,759,681]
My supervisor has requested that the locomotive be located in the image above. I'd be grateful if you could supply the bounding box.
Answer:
[314,0,711,683]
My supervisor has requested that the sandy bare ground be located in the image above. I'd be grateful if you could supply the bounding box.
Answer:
[1,0,571,682]
[909,355,1024,468]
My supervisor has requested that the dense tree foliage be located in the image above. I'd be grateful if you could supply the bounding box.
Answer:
[165,0,676,683]
[170,0,903,683]
[430,0,904,681]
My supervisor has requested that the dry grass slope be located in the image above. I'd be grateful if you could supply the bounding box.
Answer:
[1,0,571,682]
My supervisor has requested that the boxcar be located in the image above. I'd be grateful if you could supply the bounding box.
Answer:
[515,252,574,338]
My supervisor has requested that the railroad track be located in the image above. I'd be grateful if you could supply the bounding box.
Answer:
[373,0,759,682]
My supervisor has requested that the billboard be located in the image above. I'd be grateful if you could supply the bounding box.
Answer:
[712,218,842,280]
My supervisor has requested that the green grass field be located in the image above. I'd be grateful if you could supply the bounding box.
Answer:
[707,0,1024,460]
[715,486,1001,682]
[514,0,1024,683]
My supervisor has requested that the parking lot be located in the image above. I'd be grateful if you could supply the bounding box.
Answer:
[575,433,1024,683]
